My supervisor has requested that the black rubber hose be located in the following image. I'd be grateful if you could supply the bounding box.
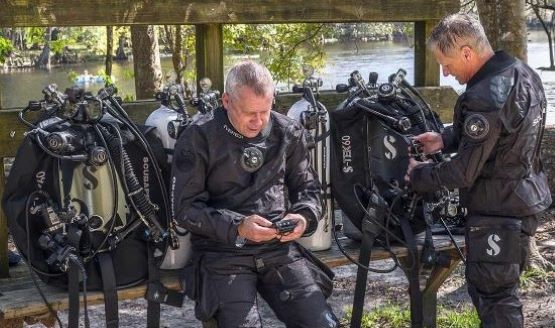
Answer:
[99,124,166,241]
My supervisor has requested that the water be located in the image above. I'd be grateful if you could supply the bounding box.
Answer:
[2,30,555,123]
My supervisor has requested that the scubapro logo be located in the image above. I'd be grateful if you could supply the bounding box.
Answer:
[486,234,501,256]
[143,157,150,196]
[341,135,353,173]
[383,135,397,160]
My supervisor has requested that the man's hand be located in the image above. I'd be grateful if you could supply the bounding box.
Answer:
[237,215,278,243]
[413,132,444,154]
[405,158,431,184]
[277,213,307,242]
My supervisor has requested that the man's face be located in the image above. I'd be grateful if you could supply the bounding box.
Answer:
[433,47,473,85]
[222,86,273,138]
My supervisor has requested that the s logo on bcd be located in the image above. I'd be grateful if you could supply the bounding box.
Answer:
[82,166,98,190]
[384,135,397,160]
[486,234,501,256]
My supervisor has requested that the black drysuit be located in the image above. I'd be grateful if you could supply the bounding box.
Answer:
[411,51,552,327]
[171,107,338,328]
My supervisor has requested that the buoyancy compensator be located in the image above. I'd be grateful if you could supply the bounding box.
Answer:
[3,84,182,328]
[331,69,450,239]
[287,71,332,251]
[330,70,466,328]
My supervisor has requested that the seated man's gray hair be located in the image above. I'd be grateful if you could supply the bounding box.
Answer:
[225,60,275,99]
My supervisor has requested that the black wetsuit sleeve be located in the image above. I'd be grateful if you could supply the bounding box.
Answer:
[441,125,459,154]
[411,109,502,192]
[171,128,243,245]
[286,127,323,236]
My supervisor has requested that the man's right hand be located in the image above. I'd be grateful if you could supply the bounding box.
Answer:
[237,215,278,243]
[413,132,444,154]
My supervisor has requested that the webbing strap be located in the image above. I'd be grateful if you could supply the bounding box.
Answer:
[68,260,80,328]
[98,252,119,328]
[399,215,423,328]
[146,244,161,328]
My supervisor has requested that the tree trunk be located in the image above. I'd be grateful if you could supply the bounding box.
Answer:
[35,27,51,69]
[105,26,113,77]
[131,25,162,100]
[172,25,184,85]
[115,34,128,61]
[531,5,555,69]
[476,0,527,61]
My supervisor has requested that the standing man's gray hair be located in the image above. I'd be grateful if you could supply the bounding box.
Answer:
[427,13,493,56]
[225,60,275,100]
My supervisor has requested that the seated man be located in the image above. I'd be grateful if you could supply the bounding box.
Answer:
[171,60,339,328]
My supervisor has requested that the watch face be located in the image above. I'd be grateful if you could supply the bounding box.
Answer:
[235,235,247,247]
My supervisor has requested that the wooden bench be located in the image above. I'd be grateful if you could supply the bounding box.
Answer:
[0,234,465,327]
[0,88,459,277]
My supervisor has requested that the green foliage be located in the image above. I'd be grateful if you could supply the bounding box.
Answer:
[344,304,480,328]
[67,70,79,83]
[0,36,14,63]
[25,27,46,47]
[436,306,480,328]
[324,22,413,42]
[51,39,72,55]
[224,23,330,84]
[122,94,135,102]
[122,68,135,80]
[520,267,550,288]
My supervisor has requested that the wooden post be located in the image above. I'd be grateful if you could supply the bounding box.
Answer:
[195,24,224,93]
[414,20,440,87]
[0,159,9,277]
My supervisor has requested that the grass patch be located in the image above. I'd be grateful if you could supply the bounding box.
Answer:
[343,304,480,328]
[520,267,550,288]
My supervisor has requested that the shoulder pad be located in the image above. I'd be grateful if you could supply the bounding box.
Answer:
[489,74,514,109]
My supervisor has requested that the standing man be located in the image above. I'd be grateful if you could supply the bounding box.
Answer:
[171,60,338,328]
[406,13,551,327]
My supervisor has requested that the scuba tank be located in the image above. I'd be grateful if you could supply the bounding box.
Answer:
[146,83,191,162]
[145,83,192,269]
[145,79,221,269]
[287,73,332,251]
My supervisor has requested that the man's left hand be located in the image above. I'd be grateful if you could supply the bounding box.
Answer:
[405,158,431,183]
[277,213,307,242]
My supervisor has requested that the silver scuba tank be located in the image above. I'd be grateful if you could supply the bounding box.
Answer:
[145,93,192,270]
[145,104,180,162]
[287,95,332,251]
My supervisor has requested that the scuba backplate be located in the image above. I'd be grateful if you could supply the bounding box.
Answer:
[3,85,182,328]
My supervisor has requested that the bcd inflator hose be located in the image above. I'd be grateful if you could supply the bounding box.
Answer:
[99,124,167,242]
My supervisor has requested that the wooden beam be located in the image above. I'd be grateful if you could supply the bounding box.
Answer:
[195,24,224,93]
[0,160,8,278]
[414,20,440,87]
[0,0,460,27]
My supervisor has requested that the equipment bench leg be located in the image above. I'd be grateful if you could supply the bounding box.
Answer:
[418,248,463,328]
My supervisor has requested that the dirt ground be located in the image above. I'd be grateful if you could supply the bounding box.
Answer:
[18,211,555,328]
